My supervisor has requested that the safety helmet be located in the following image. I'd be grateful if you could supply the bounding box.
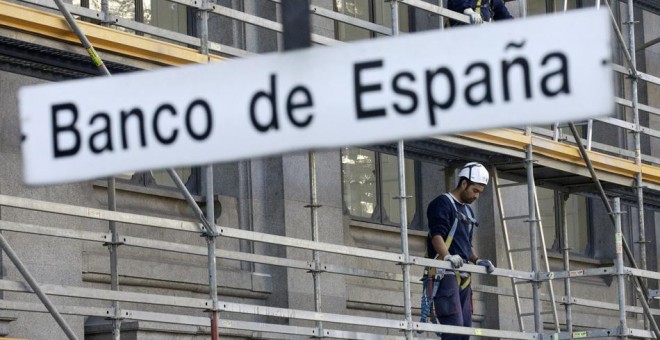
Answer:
[457,162,489,186]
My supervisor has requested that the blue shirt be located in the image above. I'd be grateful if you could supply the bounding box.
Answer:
[426,193,476,262]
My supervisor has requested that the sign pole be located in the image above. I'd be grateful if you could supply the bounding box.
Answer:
[283,2,324,338]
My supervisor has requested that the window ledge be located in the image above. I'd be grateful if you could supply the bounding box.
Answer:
[349,219,427,254]
[93,179,204,202]
[350,219,427,237]
[546,251,613,266]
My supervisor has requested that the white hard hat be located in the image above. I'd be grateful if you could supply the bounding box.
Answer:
[457,162,489,185]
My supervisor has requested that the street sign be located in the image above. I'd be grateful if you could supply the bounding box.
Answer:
[19,8,613,185]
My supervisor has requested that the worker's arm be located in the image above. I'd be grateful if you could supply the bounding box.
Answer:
[432,235,451,259]
[432,234,463,268]
[470,247,479,263]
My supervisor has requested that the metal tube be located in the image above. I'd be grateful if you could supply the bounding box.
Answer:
[308,151,323,335]
[0,233,79,340]
[559,193,573,334]
[196,0,217,336]
[586,119,593,150]
[519,0,527,18]
[107,178,120,340]
[525,146,542,333]
[613,197,627,339]
[397,140,413,340]
[199,0,209,57]
[625,0,648,331]
[626,0,646,277]
[166,169,214,233]
[101,0,109,26]
[204,166,219,340]
[391,4,412,338]
[52,0,111,76]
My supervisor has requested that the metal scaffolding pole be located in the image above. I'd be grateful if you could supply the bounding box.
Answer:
[396,140,413,340]
[559,193,573,334]
[0,234,78,340]
[107,178,121,340]
[390,2,412,339]
[197,0,218,337]
[625,0,647,284]
[204,166,219,340]
[52,0,110,76]
[613,197,628,339]
[280,2,323,336]
[525,146,543,333]
[307,150,324,336]
[100,0,109,26]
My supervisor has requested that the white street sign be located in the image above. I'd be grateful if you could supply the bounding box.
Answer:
[19,9,613,185]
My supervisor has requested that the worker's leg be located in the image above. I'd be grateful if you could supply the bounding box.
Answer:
[434,275,467,340]
[459,284,473,329]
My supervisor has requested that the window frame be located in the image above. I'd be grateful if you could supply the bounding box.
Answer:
[545,190,595,258]
[341,147,424,230]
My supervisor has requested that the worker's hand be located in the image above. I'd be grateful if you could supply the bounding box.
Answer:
[444,254,464,269]
[476,259,495,274]
[463,8,483,24]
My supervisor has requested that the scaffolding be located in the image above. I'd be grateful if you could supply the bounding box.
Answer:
[0,0,659,339]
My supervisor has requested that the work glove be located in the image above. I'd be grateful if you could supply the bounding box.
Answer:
[476,259,495,274]
[444,254,464,269]
[463,8,483,24]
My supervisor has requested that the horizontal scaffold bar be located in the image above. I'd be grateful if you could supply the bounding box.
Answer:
[541,327,655,339]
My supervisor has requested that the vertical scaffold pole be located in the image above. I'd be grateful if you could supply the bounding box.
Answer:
[396,140,413,340]
[308,150,323,336]
[197,1,218,337]
[559,193,573,334]
[525,146,543,333]
[107,178,120,340]
[101,0,109,26]
[613,197,628,339]
[391,2,412,338]
[281,2,321,336]
[626,0,647,288]
[205,166,219,340]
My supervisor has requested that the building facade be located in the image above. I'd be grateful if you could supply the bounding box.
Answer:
[0,0,659,338]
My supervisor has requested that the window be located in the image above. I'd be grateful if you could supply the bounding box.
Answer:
[528,0,580,16]
[538,188,592,256]
[74,0,191,35]
[334,0,412,41]
[341,147,421,229]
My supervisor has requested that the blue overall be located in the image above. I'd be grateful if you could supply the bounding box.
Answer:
[424,193,477,339]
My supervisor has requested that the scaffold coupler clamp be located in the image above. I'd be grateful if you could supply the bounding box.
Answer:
[306,261,326,274]
[107,307,125,322]
[102,233,125,247]
[199,223,220,238]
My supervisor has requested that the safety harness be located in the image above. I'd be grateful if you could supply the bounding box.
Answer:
[418,193,478,334]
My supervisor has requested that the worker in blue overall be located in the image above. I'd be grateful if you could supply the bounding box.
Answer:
[421,162,495,339]
[448,0,513,25]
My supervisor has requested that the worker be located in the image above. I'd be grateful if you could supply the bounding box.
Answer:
[448,0,513,25]
[423,162,495,339]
